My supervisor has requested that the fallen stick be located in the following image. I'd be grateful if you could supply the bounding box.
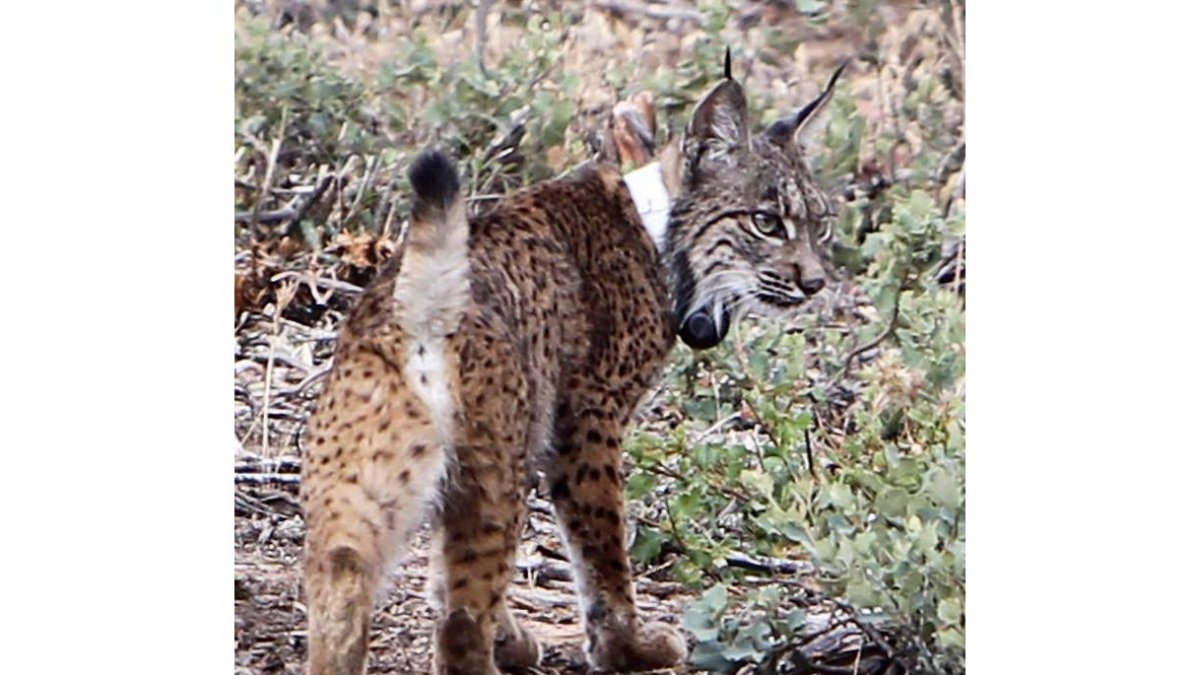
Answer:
[235,473,301,486]
[235,457,302,474]
[725,552,813,575]
[592,0,703,24]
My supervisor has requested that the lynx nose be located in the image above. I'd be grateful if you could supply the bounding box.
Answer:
[799,276,825,295]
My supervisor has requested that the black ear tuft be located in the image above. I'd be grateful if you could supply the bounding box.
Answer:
[724,46,732,80]
[686,79,750,155]
[765,59,851,144]
[408,149,460,209]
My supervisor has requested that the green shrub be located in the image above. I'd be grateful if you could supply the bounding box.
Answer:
[235,15,376,168]
[234,11,588,244]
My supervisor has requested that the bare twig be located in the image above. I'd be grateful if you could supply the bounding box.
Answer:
[836,300,901,383]
[235,457,302,474]
[260,346,276,458]
[465,193,506,203]
[236,473,301,486]
[249,135,283,227]
[372,157,403,236]
[643,462,752,503]
[742,396,783,454]
[234,170,335,229]
[944,0,966,91]
[332,155,362,229]
[831,600,896,662]
[591,0,703,24]
[724,552,812,576]
[514,557,573,583]
[343,154,380,228]
[804,426,818,479]
[660,489,688,559]
[259,280,300,457]
[239,350,315,372]
[235,207,298,224]
[270,270,364,296]
[285,168,334,233]
[474,0,495,75]
[695,412,743,443]
[270,363,333,399]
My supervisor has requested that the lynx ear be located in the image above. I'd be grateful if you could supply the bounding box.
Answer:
[685,79,750,164]
[765,59,849,145]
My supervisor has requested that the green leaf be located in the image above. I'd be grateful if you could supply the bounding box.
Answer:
[874,487,909,518]
[926,467,962,509]
[937,625,965,650]
[826,483,855,510]
[739,469,775,500]
[626,472,656,500]
[681,617,719,643]
[845,577,879,608]
[937,597,962,624]
[721,635,765,661]
[699,583,729,615]
[629,528,666,564]
[781,521,812,545]
[786,607,808,631]
[688,640,736,672]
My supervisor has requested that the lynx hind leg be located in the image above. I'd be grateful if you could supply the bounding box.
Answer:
[428,528,541,672]
[431,441,532,675]
[430,324,545,674]
[301,341,451,675]
[549,392,686,671]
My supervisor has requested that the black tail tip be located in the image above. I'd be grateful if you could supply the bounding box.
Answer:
[408,149,460,209]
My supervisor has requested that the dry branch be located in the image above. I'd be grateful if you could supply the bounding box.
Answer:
[269,271,364,296]
[235,207,299,225]
[234,170,334,228]
[591,0,703,24]
[236,457,302,474]
[236,472,301,486]
[725,552,813,576]
[835,300,901,383]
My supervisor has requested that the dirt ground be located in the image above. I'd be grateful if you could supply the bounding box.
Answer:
[235,479,694,673]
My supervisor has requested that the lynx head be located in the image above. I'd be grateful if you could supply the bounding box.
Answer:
[665,57,847,350]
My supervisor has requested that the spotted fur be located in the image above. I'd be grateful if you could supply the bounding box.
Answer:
[301,64,842,675]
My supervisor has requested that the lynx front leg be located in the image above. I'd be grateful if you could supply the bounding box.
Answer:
[548,393,686,671]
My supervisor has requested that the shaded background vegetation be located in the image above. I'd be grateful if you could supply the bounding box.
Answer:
[234,1,965,672]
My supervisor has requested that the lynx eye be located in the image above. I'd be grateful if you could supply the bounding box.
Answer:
[751,212,787,239]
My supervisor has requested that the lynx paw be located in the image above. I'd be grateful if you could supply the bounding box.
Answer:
[590,620,687,672]
[494,615,542,669]
[434,608,501,675]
